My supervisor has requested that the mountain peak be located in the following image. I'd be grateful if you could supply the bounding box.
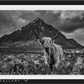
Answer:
[34,17,43,21]
[29,17,44,25]
[0,18,83,49]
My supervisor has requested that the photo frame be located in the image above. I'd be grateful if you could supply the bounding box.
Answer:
[0,0,84,83]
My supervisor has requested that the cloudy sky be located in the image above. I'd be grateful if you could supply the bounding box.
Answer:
[0,10,84,45]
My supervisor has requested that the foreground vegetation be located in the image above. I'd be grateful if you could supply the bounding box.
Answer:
[0,50,84,75]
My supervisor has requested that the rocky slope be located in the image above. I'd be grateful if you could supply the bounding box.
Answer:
[0,18,83,51]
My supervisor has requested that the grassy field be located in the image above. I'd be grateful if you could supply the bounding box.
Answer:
[0,50,84,75]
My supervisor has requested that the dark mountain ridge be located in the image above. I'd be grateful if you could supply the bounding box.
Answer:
[0,18,83,49]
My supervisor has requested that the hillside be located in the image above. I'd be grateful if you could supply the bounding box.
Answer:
[0,18,83,52]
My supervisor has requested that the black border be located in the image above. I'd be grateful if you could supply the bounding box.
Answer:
[0,79,84,83]
[27,79,84,84]
[0,0,84,84]
[0,1,84,5]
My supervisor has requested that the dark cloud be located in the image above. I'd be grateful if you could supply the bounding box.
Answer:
[0,10,84,45]
[39,11,61,24]
[19,11,40,21]
[52,12,84,33]
[19,10,61,25]
[71,16,84,22]
[0,10,84,35]
[57,20,84,33]
[0,11,14,28]
[0,11,28,37]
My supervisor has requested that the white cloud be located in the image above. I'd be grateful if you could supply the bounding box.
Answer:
[18,18,27,24]
[61,28,84,38]
[60,10,84,19]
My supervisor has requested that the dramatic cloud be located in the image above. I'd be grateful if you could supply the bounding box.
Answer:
[57,10,84,33]
[0,10,84,45]
[0,11,29,36]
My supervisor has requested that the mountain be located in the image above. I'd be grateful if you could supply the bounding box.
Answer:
[0,18,83,52]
